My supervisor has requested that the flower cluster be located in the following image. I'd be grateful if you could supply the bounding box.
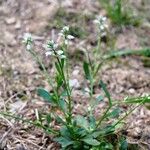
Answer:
[45,40,66,59]
[22,33,33,50]
[45,26,74,59]
[94,15,108,36]
[59,26,74,45]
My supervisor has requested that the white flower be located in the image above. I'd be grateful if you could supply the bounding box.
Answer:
[56,50,64,55]
[60,55,66,59]
[59,26,69,37]
[94,16,107,25]
[67,35,74,40]
[64,39,68,45]
[45,51,54,56]
[94,15,108,35]
[47,40,58,50]
[23,33,32,44]
[84,87,90,93]
[62,26,69,32]
[26,44,32,50]
[58,26,74,45]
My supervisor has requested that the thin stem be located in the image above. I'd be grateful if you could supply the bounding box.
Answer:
[54,51,72,124]
[63,43,70,88]
[28,49,59,101]
[100,104,143,138]
[96,105,112,128]
[0,112,58,135]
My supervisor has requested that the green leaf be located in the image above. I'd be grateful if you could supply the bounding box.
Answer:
[75,115,89,130]
[90,126,114,137]
[54,137,73,148]
[37,88,53,103]
[124,96,150,104]
[102,125,115,134]
[107,108,121,118]
[83,61,91,80]
[60,126,71,138]
[58,99,67,112]
[119,139,128,150]
[82,138,100,146]
[91,95,103,111]
[56,116,66,124]
[99,80,112,105]
[61,90,68,97]
[56,74,63,88]
[98,141,113,150]
[89,116,96,129]
[55,62,62,75]
[96,95,103,102]
[46,114,51,124]
[61,59,65,68]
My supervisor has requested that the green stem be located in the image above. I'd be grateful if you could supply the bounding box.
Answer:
[28,49,59,101]
[54,52,72,124]
[103,48,150,60]
[96,105,112,128]
[63,43,70,88]
[0,112,58,135]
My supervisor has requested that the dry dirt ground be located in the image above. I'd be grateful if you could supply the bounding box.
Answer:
[0,0,150,149]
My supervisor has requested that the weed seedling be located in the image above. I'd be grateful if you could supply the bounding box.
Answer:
[0,17,150,150]
[99,0,140,26]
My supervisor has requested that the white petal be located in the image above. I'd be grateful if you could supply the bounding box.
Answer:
[64,40,68,45]
[53,43,58,49]
[26,44,31,50]
[99,25,105,30]
[67,35,74,40]
[69,79,80,88]
[58,32,64,37]
[57,50,64,55]
[63,26,69,31]
[23,33,32,40]
[93,19,100,24]
[60,55,66,59]
[45,51,53,56]
[84,87,90,93]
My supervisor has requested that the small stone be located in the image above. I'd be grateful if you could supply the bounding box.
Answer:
[5,17,16,24]
[69,79,80,88]
[4,31,17,46]
[28,2,59,33]
[129,88,135,94]
[16,144,27,150]
[35,2,59,20]
[72,69,80,76]
[15,21,21,29]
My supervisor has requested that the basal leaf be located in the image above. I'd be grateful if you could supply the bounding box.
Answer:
[46,114,51,124]
[58,99,67,112]
[54,137,73,148]
[107,108,121,118]
[75,115,89,130]
[119,138,128,150]
[83,61,91,80]
[125,96,150,104]
[37,88,53,103]
[99,80,112,105]
[82,138,100,146]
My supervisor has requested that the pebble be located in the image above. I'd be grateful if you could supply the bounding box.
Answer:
[5,17,16,25]
[69,79,80,88]
[129,88,135,94]
[4,31,17,46]
[72,69,80,76]
[15,21,21,29]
